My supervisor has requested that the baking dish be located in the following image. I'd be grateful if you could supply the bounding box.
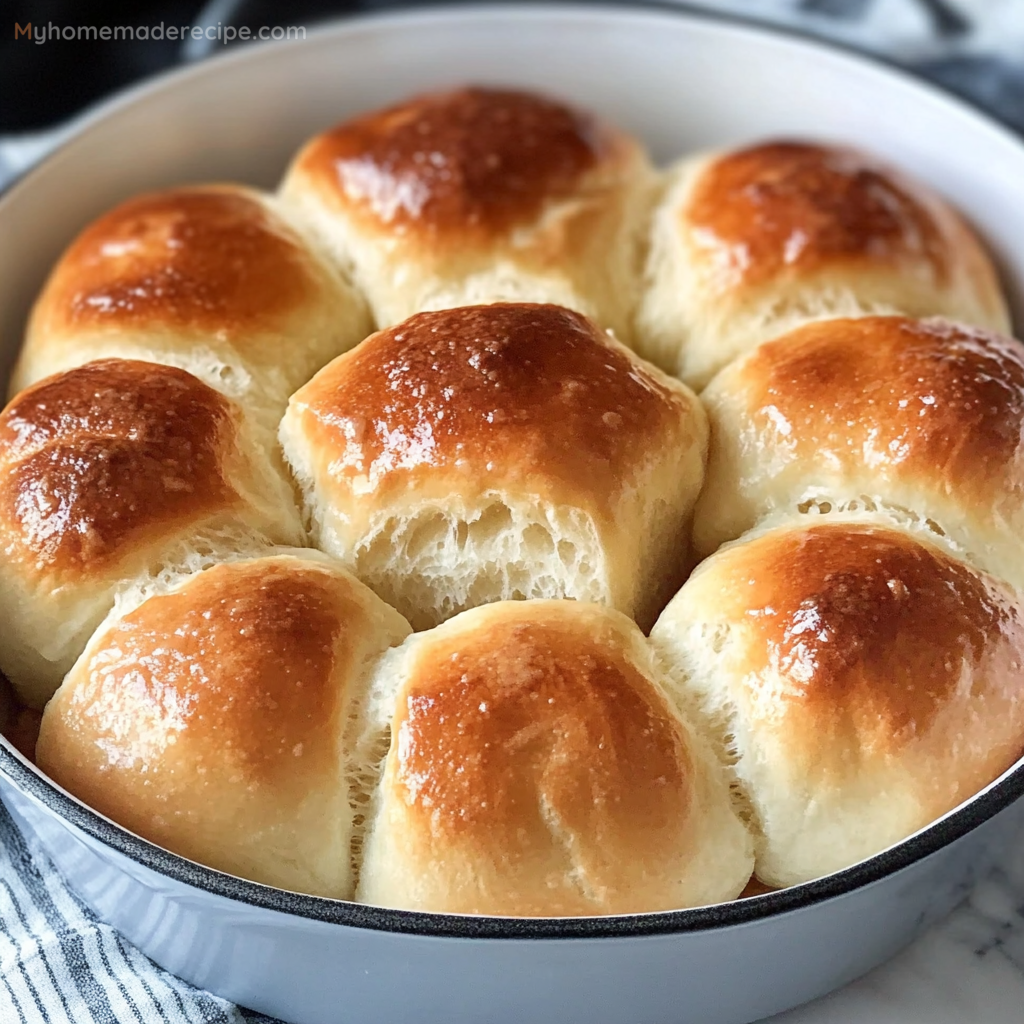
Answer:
[2,5,1024,1022]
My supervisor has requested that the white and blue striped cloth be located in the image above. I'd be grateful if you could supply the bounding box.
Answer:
[0,802,276,1024]
[2,2,1024,1021]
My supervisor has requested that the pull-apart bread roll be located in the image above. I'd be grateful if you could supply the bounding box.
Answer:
[11,185,371,423]
[37,551,411,898]
[650,520,1024,889]
[358,600,753,915]
[280,302,707,631]
[0,359,303,709]
[637,141,1009,388]
[280,86,655,340]
[694,316,1024,575]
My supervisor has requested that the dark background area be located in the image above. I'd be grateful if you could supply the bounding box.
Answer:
[5,0,200,130]
[2,0,1024,135]
[1,0,405,131]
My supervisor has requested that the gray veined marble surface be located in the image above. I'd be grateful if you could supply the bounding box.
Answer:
[775,848,1024,1022]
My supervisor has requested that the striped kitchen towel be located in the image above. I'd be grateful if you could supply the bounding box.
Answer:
[0,801,276,1024]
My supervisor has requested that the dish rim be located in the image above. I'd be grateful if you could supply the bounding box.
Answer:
[2,0,1024,941]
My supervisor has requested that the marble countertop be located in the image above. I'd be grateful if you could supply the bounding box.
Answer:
[778,847,1024,1023]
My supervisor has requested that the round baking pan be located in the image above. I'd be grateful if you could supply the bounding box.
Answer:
[2,6,1024,1023]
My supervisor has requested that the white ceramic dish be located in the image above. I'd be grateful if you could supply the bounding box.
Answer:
[3,6,1024,1023]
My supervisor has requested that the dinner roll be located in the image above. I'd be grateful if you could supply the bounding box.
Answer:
[36,550,411,898]
[693,317,1024,583]
[279,86,655,340]
[357,599,753,915]
[280,302,708,632]
[11,184,371,423]
[650,519,1024,889]
[0,359,304,709]
[636,141,1009,388]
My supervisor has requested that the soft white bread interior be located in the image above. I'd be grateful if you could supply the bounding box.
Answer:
[0,359,304,709]
[650,518,1024,889]
[10,184,371,425]
[36,550,412,898]
[357,599,753,915]
[280,302,708,632]
[693,316,1024,585]
[635,141,1010,389]
[279,86,657,342]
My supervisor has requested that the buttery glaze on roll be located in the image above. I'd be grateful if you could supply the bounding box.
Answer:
[36,551,411,898]
[358,600,753,915]
[650,520,1024,889]
[279,86,656,340]
[694,316,1024,580]
[11,185,371,423]
[0,359,303,708]
[636,141,1009,388]
[280,303,707,631]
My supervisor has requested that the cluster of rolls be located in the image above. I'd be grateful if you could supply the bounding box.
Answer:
[2,85,1024,916]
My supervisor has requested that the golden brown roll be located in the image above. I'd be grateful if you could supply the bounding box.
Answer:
[36,550,411,898]
[0,359,304,709]
[280,302,708,631]
[279,86,655,341]
[694,316,1024,581]
[357,599,753,915]
[650,519,1024,889]
[636,141,1009,388]
[11,184,371,423]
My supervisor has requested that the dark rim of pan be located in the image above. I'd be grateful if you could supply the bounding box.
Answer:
[1,0,1023,941]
